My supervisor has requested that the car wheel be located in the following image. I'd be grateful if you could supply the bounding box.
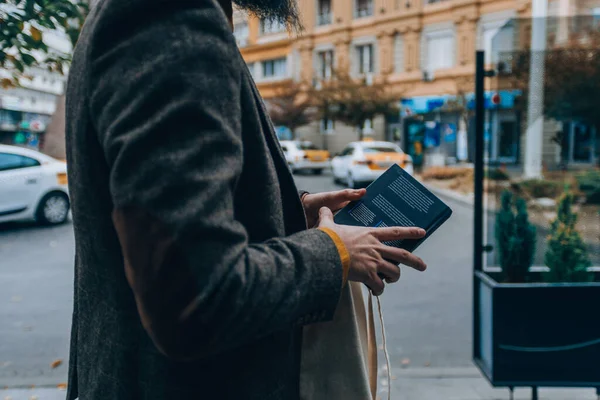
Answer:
[313,169,323,175]
[36,192,70,225]
[346,173,356,189]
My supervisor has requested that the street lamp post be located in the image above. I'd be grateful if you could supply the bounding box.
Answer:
[523,0,548,179]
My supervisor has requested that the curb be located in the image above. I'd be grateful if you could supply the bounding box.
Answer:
[419,181,475,208]
[391,366,484,379]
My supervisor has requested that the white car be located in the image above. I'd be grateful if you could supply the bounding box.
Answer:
[0,144,70,225]
[331,141,414,188]
[279,140,331,174]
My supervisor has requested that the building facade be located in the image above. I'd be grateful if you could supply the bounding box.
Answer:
[236,0,600,168]
[0,27,71,152]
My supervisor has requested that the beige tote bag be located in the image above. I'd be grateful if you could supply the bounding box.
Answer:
[300,282,379,400]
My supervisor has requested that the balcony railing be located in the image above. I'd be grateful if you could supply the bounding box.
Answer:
[317,13,332,26]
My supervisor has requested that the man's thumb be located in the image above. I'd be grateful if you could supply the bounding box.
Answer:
[318,207,334,226]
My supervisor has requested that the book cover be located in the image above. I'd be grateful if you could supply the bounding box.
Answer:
[334,164,452,252]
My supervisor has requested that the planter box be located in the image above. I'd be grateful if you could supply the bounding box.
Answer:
[474,271,600,389]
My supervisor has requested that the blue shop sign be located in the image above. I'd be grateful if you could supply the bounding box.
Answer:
[401,90,521,115]
[424,121,441,148]
[442,123,457,143]
[275,126,293,140]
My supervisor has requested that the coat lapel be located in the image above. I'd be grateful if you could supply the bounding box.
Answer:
[240,64,308,234]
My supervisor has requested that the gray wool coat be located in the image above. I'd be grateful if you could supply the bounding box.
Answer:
[64,0,346,398]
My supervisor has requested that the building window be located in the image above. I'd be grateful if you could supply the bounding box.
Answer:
[355,44,374,75]
[247,62,256,78]
[479,18,514,65]
[562,122,597,164]
[317,0,332,25]
[424,31,455,72]
[317,50,334,80]
[262,58,288,79]
[260,18,286,35]
[363,118,374,134]
[481,24,503,64]
[320,118,335,133]
[393,34,404,73]
[234,21,249,46]
[355,0,373,18]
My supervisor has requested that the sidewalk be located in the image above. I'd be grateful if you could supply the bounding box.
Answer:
[2,368,597,400]
[1,386,66,400]
[387,367,598,399]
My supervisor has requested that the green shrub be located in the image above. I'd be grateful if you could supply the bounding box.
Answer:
[576,170,600,204]
[485,168,510,181]
[516,179,563,199]
[495,190,537,283]
[544,191,592,283]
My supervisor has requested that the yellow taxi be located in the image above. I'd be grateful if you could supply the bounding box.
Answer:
[331,140,413,188]
[279,140,331,175]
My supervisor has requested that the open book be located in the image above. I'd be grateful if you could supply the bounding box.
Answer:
[334,164,453,252]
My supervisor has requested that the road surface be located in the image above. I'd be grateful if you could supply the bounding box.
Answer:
[0,171,475,387]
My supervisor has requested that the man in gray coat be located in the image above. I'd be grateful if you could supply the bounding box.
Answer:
[64,0,427,398]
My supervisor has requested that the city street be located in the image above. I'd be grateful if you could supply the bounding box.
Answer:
[0,220,74,387]
[0,171,474,389]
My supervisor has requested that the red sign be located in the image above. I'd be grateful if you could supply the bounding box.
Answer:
[491,93,501,105]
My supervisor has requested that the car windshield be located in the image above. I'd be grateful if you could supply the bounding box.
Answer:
[363,146,399,153]
[298,142,319,150]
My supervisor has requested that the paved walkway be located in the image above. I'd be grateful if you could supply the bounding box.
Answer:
[387,367,598,400]
[3,368,598,400]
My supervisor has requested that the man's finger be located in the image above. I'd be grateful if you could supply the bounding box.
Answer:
[318,207,334,223]
[371,226,426,242]
[377,245,427,272]
[331,201,351,213]
[365,275,385,296]
[329,189,366,204]
[377,260,401,283]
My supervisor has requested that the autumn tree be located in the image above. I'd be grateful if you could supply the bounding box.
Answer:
[310,70,400,141]
[443,77,474,134]
[0,0,88,88]
[510,29,600,167]
[266,80,316,140]
[1,1,88,158]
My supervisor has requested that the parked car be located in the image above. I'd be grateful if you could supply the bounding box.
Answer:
[279,140,331,174]
[331,141,413,188]
[0,144,70,225]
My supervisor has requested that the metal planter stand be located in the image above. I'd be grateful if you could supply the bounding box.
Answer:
[472,50,600,400]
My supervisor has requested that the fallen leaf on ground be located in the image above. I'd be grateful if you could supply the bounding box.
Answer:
[50,359,63,369]
[391,375,397,381]
[5,396,13,400]
[57,383,67,390]
[29,396,38,400]
[401,358,410,367]
[424,361,431,367]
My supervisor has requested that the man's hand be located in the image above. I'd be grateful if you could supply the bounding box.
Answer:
[302,189,367,228]
[318,207,427,296]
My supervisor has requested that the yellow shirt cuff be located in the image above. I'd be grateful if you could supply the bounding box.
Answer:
[318,227,350,288]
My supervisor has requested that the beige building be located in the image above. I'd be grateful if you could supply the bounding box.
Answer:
[236,0,600,168]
